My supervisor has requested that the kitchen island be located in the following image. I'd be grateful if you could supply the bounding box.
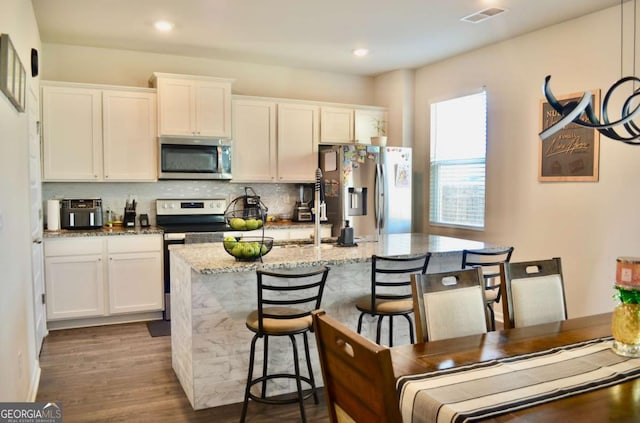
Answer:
[169,233,489,410]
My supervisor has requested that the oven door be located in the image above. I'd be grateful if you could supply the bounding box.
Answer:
[159,138,232,180]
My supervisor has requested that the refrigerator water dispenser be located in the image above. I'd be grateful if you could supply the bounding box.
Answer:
[348,187,367,216]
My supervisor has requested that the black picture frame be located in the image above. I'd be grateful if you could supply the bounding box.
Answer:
[0,33,26,112]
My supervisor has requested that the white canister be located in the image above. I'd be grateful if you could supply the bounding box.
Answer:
[46,199,61,231]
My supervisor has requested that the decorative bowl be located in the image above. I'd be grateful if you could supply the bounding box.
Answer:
[222,236,273,261]
[224,210,265,231]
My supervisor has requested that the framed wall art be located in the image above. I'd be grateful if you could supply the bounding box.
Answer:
[539,90,600,182]
[0,33,26,112]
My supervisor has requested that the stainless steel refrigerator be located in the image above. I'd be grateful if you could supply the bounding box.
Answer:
[319,144,412,242]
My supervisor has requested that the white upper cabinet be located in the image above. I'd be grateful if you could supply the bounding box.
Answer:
[151,73,233,138]
[41,82,157,182]
[277,102,319,182]
[102,90,157,181]
[320,107,354,144]
[42,85,103,180]
[320,106,387,145]
[232,98,277,182]
[231,96,319,183]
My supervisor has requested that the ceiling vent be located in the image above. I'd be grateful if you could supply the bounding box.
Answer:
[461,7,507,23]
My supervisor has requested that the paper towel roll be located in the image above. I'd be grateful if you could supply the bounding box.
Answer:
[47,200,60,231]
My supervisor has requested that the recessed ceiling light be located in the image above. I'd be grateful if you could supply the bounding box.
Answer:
[353,48,369,57]
[154,21,174,32]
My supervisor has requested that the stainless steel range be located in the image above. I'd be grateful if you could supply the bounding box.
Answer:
[156,198,229,320]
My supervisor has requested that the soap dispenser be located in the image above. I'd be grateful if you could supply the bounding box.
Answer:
[338,220,354,246]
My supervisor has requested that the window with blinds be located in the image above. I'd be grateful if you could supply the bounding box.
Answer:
[429,91,487,228]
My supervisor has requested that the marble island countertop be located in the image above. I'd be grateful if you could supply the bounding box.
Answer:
[170,233,489,274]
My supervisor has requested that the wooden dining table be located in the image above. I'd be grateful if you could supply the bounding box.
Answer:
[389,312,640,422]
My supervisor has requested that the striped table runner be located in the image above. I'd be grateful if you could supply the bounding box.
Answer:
[396,337,640,423]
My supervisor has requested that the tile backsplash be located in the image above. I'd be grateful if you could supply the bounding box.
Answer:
[43,181,309,227]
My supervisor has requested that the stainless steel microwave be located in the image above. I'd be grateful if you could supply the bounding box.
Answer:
[158,138,232,180]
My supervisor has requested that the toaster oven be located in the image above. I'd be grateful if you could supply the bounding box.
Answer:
[60,199,103,229]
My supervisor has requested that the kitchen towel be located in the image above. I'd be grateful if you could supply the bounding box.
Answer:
[47,199,60,230]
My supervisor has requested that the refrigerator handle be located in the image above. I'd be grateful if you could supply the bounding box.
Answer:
[374,164,379,226]
[374,164,384,232]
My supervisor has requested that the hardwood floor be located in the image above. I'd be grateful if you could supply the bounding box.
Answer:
[36,322,330,422]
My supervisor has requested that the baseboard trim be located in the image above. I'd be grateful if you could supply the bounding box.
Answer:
[28,360,41,402]
[47,311,163,330]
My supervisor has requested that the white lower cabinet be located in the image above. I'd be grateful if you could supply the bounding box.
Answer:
[44,235,163,322]
[107,236,163,314]
[45,252,105,321]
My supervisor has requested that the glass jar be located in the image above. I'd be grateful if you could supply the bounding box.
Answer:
[612,300,640,357]
[105,208,114,228]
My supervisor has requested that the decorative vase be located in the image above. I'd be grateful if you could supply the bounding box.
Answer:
[371,136,387,146]
[611,284,640,357]
[612,300,640,357]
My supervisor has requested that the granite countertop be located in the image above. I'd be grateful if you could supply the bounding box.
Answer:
[170,233,489,274]
[43,221,329,238]
[44,226,164,238]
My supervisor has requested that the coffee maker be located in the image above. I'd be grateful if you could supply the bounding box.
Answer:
[292,185,313,222]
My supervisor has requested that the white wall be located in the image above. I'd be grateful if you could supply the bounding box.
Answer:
[41,43,374,104]
[414,4,640,318]
[0,0,41,401]
[373,69,415,148]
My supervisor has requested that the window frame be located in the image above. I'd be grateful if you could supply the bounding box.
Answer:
[428,89,487,230]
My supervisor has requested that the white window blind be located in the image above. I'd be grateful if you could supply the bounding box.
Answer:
[429,91,487,228]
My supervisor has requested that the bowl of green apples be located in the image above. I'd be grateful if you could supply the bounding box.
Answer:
[222,236,273,261]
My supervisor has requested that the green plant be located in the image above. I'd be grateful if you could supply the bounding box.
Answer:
[373,118,387,136]
[614,285,640,304]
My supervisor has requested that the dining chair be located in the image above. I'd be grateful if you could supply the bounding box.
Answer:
[240,266,330,423]
[355,253,431,346]
[500,257,567,329]
[312,309,402,423]
[411,268,488,342]
[462,247,514,330]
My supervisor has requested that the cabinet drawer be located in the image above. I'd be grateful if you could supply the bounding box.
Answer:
[107,235,161,253]
[45,238,104,257]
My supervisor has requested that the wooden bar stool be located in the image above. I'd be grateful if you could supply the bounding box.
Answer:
[355,253,430,346]
[240,266,330,423]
